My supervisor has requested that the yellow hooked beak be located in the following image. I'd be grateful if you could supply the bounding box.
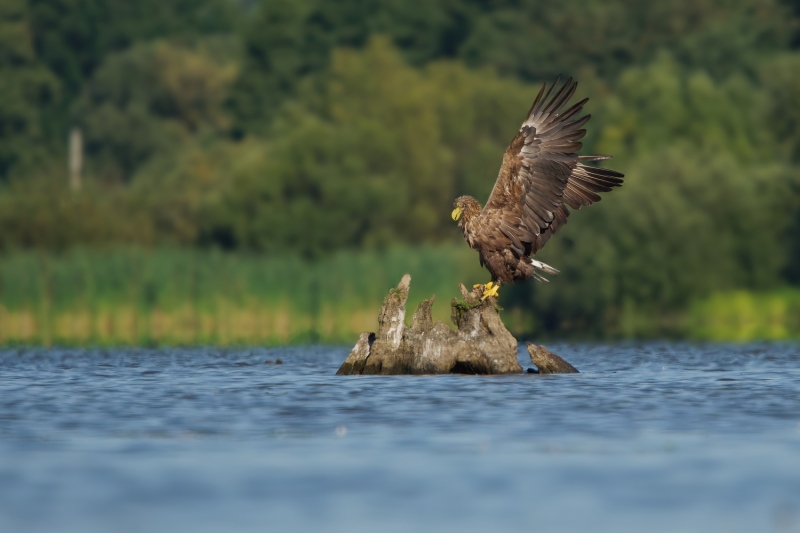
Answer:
[451,206,463,221]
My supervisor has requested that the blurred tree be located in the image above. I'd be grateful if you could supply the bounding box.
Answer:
[761,53,800,283]
[231,0,795,134]
[0,0,239,180]
[459,0,793,81]
[760,53,800,163]
[127,138,259,248]
[28,0,239,98]
[73,39,239,181]
[0,168,153,250]
[0,0,60,179]
[782,0,800,47]
[229,0,475,133]
[213,37,532,255]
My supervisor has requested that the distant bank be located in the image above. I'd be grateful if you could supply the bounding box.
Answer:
[0,247,797,346]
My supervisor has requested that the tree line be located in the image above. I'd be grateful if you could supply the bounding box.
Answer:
[1,0,800,335]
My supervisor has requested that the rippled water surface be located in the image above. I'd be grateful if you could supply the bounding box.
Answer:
[1,343,799,532]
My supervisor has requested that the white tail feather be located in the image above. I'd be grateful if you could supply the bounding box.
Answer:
[530,258,560,276]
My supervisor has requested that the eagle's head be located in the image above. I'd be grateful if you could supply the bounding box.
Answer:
[451,196,482,228]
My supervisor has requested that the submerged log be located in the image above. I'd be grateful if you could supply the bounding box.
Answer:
[336,274,577,375]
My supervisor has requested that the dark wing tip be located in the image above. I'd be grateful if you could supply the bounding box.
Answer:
[526,82,549,119]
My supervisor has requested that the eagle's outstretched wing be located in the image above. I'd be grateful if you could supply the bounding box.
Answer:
[481,77,623,255]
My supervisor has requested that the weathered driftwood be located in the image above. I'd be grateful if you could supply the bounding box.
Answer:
[526,343,578,374]
[336,274,578,375]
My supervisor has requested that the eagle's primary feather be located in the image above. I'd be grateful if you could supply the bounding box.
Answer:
[452,77,623,296]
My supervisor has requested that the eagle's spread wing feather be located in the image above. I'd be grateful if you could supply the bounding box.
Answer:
[480,77,622,255]
[533,158,623,252]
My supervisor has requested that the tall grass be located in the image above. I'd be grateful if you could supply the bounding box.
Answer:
[0,246,486,345]
[4,246,799,345]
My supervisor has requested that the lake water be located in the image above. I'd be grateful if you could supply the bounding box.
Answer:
[0,343,799,533]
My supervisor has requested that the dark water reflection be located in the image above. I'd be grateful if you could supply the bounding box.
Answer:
[1,343,799,532]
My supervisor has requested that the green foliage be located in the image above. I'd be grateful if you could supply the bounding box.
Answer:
[229,0,475,130]
[145,37,532,254]
[0,0,60,179]
[759,52,800,163]
[231,0,793,130]
[0,170,150,250]
[74,39,239,181]
[27,0,239,97]
[459,0,792,81]
[2,0,800,341]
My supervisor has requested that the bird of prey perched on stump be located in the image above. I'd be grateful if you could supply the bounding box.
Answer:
[451,76,623,300]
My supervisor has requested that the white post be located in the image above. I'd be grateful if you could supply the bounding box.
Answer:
[68,127,83,192]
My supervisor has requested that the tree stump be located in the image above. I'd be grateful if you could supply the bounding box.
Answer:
[336,274,578,375]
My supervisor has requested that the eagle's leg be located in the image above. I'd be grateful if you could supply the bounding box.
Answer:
[472,282,500,300]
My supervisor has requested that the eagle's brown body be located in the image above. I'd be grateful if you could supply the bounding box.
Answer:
[456,195,540,285]
[452,77,623,293]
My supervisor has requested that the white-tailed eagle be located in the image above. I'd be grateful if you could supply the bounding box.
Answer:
[451,77,623,300]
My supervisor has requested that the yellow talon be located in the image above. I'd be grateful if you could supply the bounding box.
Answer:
[474,282,499,300]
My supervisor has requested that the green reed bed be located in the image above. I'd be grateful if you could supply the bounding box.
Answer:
[0,246,485,346]
[689,289,800,342]
[3,246,799,345]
